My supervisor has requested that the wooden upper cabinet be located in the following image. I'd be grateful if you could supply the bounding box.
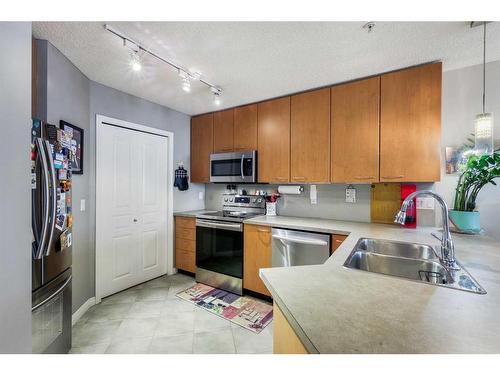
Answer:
[257,97,291,183]
[234,104,258,151]
[191,113,213,183]
[213,109,234,152]
[291,88,331,183]
[331,77,380,184]
[380,63,442,182]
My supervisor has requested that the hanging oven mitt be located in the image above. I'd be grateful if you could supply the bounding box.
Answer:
[174,166,189,191]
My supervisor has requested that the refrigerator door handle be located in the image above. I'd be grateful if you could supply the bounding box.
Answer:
[34,138,50,260]
[44,140,57,257]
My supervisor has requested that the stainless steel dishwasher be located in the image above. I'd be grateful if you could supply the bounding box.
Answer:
[271,228,330,267]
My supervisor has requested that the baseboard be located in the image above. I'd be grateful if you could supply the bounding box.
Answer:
[72,297,96,326]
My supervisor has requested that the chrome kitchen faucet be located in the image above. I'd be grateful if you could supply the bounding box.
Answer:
[395,190,458,270]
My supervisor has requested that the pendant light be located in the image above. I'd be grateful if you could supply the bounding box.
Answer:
[474,22,494,155]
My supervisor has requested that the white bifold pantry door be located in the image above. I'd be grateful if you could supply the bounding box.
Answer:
[98,123,168,298]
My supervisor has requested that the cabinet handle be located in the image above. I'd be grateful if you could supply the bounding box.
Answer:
[354,176,375,180]
[292,176,306,181]
[382,175,404,179]
[275,176,288,181]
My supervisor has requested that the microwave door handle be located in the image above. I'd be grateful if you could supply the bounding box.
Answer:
[240,154,245,179]
[34,138,50,259]
[44,140,58,257]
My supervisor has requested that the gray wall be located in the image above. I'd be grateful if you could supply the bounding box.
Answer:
[0,22,32,353]
[42,42,92,313]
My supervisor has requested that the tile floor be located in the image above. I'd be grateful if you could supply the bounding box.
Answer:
[70,273,273,354]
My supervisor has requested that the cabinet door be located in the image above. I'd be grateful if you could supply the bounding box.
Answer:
[213,109,234,152]
[331,77,380,183]
[291,88,330,183]
[234,104,258,151]
[380,63,442,182]
[191,114,213,183]
[257,97,291,183]
[243,224,271,296]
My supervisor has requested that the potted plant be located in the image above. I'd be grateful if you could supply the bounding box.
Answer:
[450,150,500,232]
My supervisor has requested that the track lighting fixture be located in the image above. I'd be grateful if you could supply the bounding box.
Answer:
[105,24,223,101]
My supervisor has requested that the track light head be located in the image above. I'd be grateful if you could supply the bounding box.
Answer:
[129,50,142,72]
[181,77,191,93]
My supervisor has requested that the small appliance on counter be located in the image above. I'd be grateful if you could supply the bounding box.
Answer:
[31,119,73,354]
[265,193,279,216]
[195,194,266,295]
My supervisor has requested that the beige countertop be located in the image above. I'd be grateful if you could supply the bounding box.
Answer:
[245,215,500,354]
[173,209,218,217]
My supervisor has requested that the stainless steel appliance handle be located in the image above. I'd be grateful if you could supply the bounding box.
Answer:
[240,154,245,179]
[271,234,328,246]
[196,219,243,232]
[35,138,50,260]
[32,275,72,311]
[44,140,58,257]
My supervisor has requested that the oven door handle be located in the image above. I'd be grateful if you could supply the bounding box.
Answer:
[196,219,243,232]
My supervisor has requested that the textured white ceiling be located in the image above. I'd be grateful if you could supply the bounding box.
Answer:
[33,22,500,116]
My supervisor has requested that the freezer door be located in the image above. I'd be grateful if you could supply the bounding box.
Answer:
[271,229,330,267]
[32,268,72,354]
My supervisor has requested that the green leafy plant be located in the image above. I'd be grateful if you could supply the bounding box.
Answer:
[453,150,500,211]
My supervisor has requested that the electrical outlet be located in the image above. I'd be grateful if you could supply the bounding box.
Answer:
[80,199,86,212]
[198,191,205,200]
[416,197,435,210]
[310,185,317,204]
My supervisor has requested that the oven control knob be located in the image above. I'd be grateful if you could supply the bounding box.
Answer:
[229,198,234,202]
[257,198,262,203]
[224,198,228,202]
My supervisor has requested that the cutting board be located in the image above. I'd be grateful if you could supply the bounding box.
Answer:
[370,183,402,224]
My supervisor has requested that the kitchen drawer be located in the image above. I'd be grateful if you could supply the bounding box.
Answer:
[331,234,348,253]
[175,216,195,229]
[176,249,196,273]
[176,227,195,241]
[176,237,195,253]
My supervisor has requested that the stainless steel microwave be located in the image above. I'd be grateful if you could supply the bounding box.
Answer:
[210,150,257,183]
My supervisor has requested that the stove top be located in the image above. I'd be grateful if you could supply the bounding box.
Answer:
[196,194,266,223]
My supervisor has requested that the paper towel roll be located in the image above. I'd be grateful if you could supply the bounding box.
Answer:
[278,185,304,195]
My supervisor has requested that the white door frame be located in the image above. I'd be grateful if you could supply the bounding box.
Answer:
[95,114,174,303]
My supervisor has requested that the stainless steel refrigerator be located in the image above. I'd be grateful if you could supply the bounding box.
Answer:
[31,119,73,354]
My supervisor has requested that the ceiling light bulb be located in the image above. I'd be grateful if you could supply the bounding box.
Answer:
[130,51,142,72]
[182,78,191,93]
[213,93,221,106]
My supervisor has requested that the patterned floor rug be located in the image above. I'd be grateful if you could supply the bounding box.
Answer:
[176,283,273,333]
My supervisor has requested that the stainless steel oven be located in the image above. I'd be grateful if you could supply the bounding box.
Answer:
[210,150,256,183]
[195,194,266,295]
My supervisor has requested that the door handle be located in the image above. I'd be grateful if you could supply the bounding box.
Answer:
[32,275,72,311]
[44,140,57,257]
[240,154,245,179]
[382,175,404,179]
[34,138,50,260]
[133,218,138,222]
[354,176,375,180]
[272,234,328,246]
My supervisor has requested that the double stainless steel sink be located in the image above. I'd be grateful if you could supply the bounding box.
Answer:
[344,238,486,294]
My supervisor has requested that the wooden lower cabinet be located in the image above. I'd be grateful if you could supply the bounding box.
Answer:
[331,234,348,253]
[273,303,309,354]
[243,224,272,296]
[175,216,196,273]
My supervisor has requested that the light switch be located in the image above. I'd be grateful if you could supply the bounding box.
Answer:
[417,197,435,210]
[80,199,86,212]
